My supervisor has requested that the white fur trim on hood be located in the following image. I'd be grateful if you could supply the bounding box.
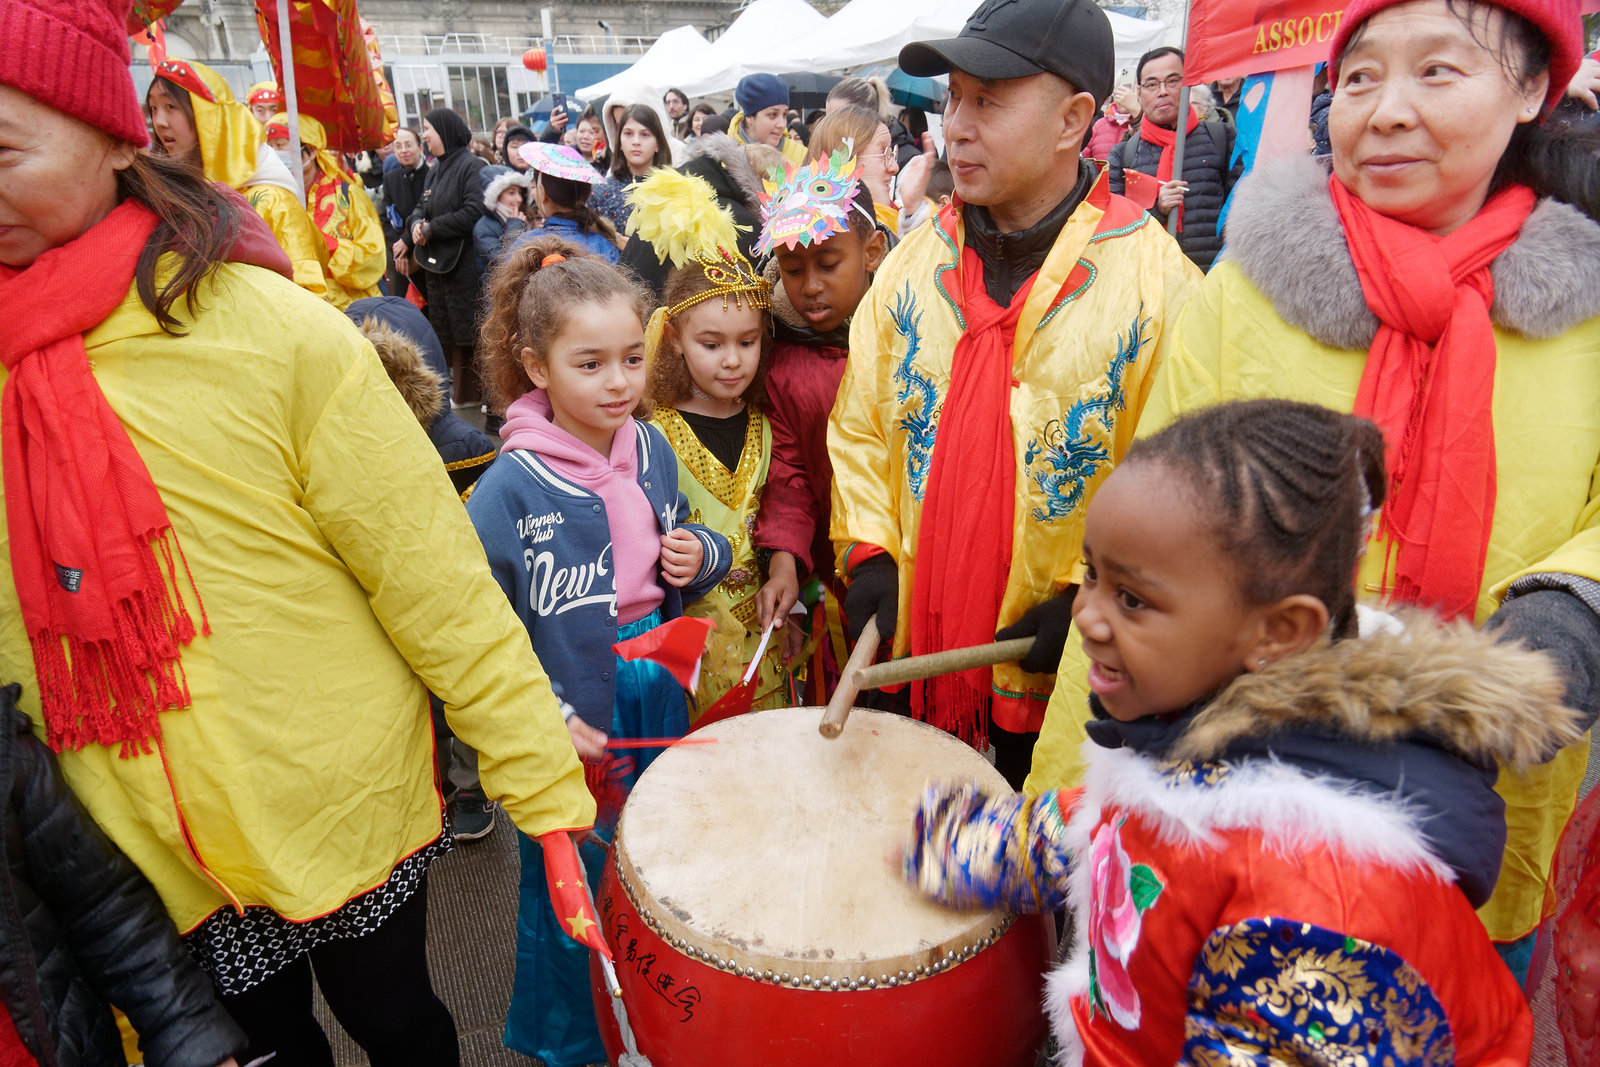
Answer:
[1042,742,1458,1062]
[483,168,532,210]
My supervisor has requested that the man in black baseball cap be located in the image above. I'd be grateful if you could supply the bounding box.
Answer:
[900,0,1115,107]
[829,0,1203,791]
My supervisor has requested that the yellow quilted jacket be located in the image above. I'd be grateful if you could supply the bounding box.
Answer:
[1028,156,1600,943]
[0,260,594,933]
[828,175,1202,726]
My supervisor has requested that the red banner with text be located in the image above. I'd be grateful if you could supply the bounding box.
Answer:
[1187,0,1599,83]
[1185,1,1350,83]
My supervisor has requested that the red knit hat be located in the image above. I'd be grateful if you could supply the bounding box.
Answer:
[0,0,149,146]
[1330,0,1583,115]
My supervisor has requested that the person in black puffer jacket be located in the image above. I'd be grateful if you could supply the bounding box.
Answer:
[406,107,488,404]
[1109,47,1243,271]
[0,684,246,1067]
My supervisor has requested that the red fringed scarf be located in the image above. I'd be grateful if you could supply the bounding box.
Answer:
[0,196,289,754]
[0,200,208,754]
[1137,106,1199,231]
[1331,175,1536,620]
[909,244,1036,749]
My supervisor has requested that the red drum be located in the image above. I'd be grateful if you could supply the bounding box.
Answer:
[590,707,1053,1066]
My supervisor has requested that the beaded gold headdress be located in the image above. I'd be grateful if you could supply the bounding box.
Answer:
[625,169,771,357]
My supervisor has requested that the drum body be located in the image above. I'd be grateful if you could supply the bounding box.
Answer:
[591,707,1054,1067]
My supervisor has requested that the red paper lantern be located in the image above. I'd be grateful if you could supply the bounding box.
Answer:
[523,47,547,72]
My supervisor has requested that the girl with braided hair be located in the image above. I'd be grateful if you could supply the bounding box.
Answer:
[902,398,1580,1064]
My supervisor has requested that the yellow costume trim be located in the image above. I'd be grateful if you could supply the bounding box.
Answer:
[445,450,499,472]
[652,407,764,512]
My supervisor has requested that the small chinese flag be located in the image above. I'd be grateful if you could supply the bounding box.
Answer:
[1122,170,1162,213]
[537,830,611,960]
[612,616,715,692]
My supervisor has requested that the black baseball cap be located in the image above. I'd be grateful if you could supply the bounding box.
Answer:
[899,0,1115,106]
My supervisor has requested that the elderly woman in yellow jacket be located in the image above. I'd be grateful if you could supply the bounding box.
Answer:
[0,0,599,1061]
[1029,0,1600,984]
[144,58,330,299]
[278,111,386,307]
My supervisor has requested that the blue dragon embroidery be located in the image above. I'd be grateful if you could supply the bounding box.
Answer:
[1024,309,1152,523]
[890,283,941,501]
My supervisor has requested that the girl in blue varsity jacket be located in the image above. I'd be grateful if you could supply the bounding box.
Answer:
[467,236,729,1067]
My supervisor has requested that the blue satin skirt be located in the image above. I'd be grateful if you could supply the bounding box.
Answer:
[504,610,689,1065]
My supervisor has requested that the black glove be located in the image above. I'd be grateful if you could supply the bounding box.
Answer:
[995,586,1079,675]
[1487,588,1600,733]
[843,555,898,643]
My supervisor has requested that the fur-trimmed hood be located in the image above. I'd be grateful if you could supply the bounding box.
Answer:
[354,319,445,427]
[1175,612,1580,770]
[1224,154,1600,349]
[481,168,531,211]
[679,132,765,214]
[1082,614,1582,908]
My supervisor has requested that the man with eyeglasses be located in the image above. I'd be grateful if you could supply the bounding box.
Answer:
[1108,46,1243,271]
[828,0,1202,789]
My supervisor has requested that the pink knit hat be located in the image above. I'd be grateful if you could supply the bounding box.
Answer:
[0,0,150,146]
[1329,0,1582,115]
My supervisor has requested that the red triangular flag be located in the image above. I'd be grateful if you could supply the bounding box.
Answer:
[612,616,715,692]
[694,677,756,729]
[405,280,427,310]
[537,830,611,960]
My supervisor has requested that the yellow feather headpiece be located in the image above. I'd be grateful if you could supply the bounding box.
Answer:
[625,168,771,330]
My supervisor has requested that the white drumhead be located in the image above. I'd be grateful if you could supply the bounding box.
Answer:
[613,707,1013,982]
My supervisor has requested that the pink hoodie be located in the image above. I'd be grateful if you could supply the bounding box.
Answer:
[501,390,665,624]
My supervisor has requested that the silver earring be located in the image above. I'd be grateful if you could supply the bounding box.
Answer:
[1257,658,1268,667]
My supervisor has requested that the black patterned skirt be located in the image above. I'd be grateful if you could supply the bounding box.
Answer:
[184,824,454,994]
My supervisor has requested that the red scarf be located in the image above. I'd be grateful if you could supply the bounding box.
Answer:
[909,243,1035,749]
[0,198,288,754]
[1331,176,1536,620]
[1137,107,1200,231]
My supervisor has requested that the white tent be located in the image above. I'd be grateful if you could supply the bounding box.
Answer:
[764,0,1167,82]
[573,25,716,101]
[574,0,1167,104]
[670,0,829,98]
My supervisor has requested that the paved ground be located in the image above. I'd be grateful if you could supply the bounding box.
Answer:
[320,731,1599,1067]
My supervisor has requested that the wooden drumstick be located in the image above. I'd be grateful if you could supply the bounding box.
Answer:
[851,637,1035,692]
[818,614,880,739]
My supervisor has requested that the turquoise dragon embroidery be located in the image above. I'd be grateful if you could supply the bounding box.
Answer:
[890,283,940,501]
[1024,309,1152,523]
